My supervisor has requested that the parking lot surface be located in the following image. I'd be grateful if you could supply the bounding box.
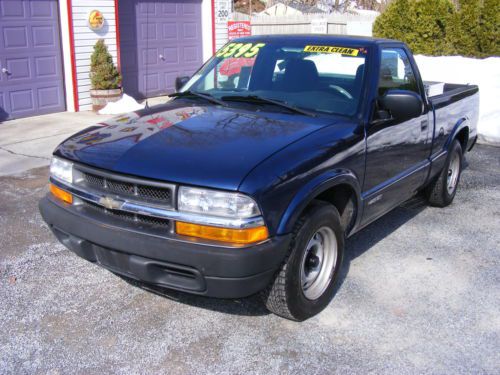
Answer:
[0,145,498,374]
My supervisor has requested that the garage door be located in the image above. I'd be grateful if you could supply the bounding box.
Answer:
[119,0,203,99]
[0,0,65,121]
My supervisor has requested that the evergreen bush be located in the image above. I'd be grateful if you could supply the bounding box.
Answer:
[412,0,455,55]
[447,0,482,56]
[477,0,500,57]
[373,0,418,44]
[90,39,122,90]
[373,0,499,57]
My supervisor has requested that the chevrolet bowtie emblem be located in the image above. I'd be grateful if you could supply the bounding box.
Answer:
[98,196,123,210]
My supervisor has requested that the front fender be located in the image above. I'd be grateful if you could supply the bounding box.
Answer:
[277,169,362,235]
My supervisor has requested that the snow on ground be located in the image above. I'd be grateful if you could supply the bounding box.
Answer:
[415,55,500,145]
[98,94,144,115]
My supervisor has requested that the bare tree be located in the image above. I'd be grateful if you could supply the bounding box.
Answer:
[313,0,354,12]
[263,0,394,12]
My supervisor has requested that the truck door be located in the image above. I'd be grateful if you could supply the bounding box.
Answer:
[362,47,431,225]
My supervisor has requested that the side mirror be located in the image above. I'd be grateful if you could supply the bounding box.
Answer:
[175,76,190,92]
[379,90,423,122]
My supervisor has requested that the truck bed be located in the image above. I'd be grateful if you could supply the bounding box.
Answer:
[425,82,479,100]
[428,82,479,158]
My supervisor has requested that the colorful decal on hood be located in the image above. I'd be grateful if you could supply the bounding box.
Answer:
[58,107,206,160]
[115,115,137,124]
[120,126,138,133]
[76,132,112,145]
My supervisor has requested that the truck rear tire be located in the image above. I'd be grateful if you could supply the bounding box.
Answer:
[426,140,463,207]
[261,200,344,321]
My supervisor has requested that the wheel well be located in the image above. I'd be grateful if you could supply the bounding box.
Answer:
[456,127,469,153]
[314,184,357,234]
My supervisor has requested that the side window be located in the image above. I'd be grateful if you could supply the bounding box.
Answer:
[378,48,419,96]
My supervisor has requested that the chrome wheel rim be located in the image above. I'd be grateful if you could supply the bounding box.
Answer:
[300,226,338,301]
[447,151,460,194]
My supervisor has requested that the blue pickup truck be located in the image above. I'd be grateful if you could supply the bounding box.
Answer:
[40,35,479,321]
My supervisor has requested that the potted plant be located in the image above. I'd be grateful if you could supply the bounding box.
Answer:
[89,39,122,111]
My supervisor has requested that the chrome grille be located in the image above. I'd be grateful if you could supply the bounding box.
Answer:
[106,179,134,195]
[77,169,173,207]
[84,173,105,189]
[137,185,170,201]
[82,200,170,228]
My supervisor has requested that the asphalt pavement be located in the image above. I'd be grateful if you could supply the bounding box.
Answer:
[0,144,499,374]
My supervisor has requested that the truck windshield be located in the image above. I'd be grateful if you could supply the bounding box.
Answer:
[181,41,368,116]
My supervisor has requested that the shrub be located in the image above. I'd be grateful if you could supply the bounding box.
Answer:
[447,0,482,56]
[373,0,454,55]
[373,0,499,57]
[477,0,500,57]
[412,0,455,55]
[90,39,122,90]
[373,0,417,45]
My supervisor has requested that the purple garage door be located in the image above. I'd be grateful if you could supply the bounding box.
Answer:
[0,0,65,121]
[119,0,203,99]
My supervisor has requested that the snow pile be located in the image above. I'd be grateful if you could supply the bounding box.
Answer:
[415,55,500,145]
[98,93,144,115]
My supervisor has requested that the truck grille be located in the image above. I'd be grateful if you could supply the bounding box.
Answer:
[82,199,170,229]
[77,169,173,207]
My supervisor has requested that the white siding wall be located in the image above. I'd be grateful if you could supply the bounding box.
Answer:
[58,0,75,111]
[71,0,117,111]
[201,0,215,61]
[215,23,228,51]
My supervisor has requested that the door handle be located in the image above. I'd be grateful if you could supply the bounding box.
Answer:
[421,120,428,131]
[159,54,165,61]
[1,67,9,74]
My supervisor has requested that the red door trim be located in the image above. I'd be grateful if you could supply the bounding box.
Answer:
[211,0,216,54]
[114,0,121,72]
[66,0,79,111]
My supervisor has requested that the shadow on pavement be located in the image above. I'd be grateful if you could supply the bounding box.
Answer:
[117,273,271,317]
[335,195,428,296]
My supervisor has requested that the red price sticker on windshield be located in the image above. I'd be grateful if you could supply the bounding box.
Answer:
[304,45,359,56]
[216,43,265,58]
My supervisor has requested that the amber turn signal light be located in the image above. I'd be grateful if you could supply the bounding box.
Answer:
[50,184,73,204]
[175,222,269,245]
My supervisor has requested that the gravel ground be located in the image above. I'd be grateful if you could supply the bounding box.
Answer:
[0,145,499,374]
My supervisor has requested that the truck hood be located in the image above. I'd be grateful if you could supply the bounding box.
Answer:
[55,100,337,190]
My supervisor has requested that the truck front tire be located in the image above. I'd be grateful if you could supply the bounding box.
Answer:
[426,140,463,207]
[261,201,344,321]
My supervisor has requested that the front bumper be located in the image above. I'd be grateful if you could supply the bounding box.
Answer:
[39,196,291,298]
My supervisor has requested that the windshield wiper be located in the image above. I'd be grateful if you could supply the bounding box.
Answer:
[220,95,316,117]
[169,91,227,107]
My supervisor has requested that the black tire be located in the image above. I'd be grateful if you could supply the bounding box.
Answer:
[261,200,344,321]
[426,140,463,207]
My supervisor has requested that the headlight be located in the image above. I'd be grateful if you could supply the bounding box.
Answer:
[50,157,73,184]
[178,187,261,218]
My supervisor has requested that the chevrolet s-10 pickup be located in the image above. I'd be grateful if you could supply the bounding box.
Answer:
[40,35,479,320]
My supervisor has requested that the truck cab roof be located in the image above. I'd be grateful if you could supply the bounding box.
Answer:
[232,34,403,47]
